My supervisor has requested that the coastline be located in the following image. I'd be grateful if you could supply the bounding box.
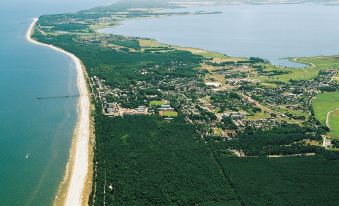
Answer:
[26,18,92,206]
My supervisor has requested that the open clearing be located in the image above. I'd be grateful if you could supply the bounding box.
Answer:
[159,110,178,117]
[312,92,339,125]
[312,92,339,138]
[293,56,339,70]
[149,100,166,107]
[329,109,339,138]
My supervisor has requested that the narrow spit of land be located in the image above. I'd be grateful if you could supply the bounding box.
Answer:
[26,18,91,206]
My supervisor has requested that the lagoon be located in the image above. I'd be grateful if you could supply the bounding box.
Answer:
[102,3,339,67]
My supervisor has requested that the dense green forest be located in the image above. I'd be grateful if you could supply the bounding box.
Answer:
[216,156,339,206]
[90,108,339,206]
[90,110,242,205]
[32,32,203,88]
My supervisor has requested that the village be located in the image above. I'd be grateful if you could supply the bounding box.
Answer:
[90,75,178,120]
[89,50,338,140]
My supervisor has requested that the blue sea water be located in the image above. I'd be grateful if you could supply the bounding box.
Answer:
[0,0,115,205]
[102,3,339,67]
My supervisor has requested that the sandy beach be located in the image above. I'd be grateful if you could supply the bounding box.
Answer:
[26,18,91,206]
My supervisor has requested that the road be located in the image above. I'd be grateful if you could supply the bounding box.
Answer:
[326,108,339,129]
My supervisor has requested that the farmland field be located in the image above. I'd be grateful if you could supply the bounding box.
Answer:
[312,92,339,125]
[329,110,339,138]
[312,92,339,138]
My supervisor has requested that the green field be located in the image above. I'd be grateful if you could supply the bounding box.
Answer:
[312,92,339,124]
[329,110,339,138]
[160,110,178,117]
[149,100,165,107]
[199,50,227,59]
[312,92,339,138]
[253,65,319,83]
[274,67,319,82]
[260,56,339,82]
[293,56,339,70]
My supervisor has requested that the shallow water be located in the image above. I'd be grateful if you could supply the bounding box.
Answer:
[102,4,339,67]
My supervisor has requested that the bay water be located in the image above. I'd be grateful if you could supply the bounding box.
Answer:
[103,3,339,67]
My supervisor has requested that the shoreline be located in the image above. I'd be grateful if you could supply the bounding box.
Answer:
[26,18,92,206]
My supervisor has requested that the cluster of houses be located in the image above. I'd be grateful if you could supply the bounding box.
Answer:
[104,103,149,116]
[121,106,148,116]
[105,103,120,116]
[91,75,151,117]
[90,48,338,142]
[221,112,246,120]
[238,68,338,122]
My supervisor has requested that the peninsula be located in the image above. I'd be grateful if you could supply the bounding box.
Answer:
[29,0,339,205]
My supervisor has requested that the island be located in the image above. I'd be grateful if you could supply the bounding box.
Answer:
[29,1,339,205]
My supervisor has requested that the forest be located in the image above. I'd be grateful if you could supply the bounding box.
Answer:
[32,31,203,88]
[90,106,339,205]
[90,108,242,206]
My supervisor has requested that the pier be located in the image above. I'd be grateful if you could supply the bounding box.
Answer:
[36,94,80,100]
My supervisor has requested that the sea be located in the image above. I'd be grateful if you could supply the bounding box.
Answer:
[0,0,115,205]
[102,3,339,67]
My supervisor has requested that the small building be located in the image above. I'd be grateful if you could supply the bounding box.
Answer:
[222,112,245,120]
[136,106,146,113]
[121,106,148,116]
[231,114,245,120]
[159,105,174,111]
[205,82,221,88]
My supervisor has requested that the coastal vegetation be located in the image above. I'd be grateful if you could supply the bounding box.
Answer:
[31,1,339,205]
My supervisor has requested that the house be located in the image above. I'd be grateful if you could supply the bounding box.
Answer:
[159,105,174,111]
[205,82,221,88]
